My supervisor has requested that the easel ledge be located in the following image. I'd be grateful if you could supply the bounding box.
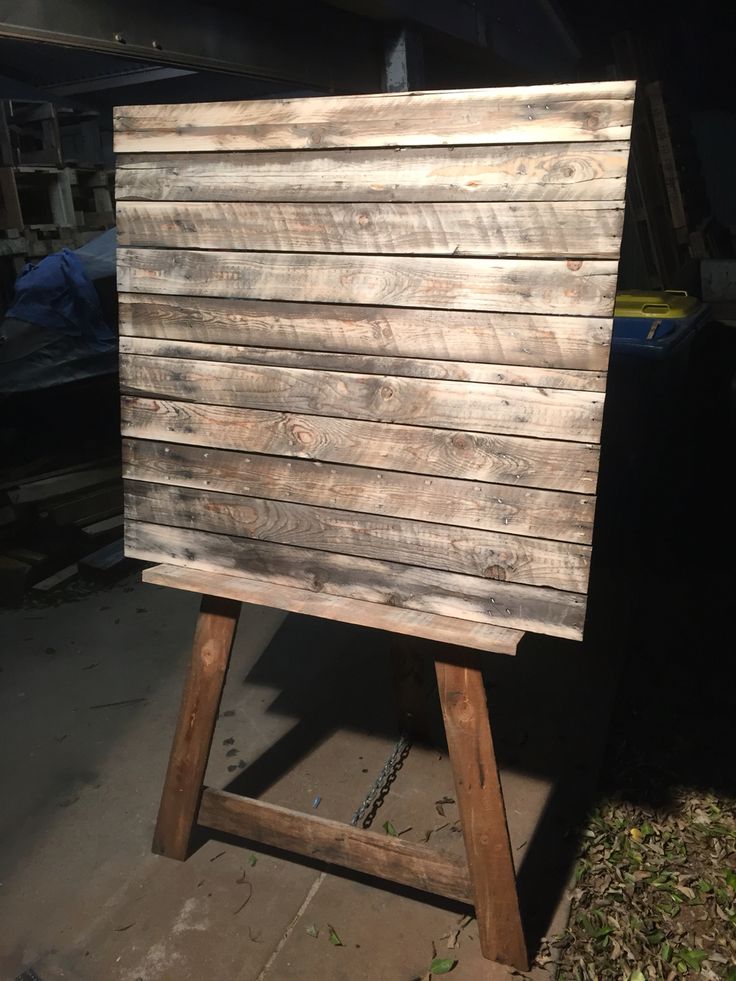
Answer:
[143,563,530,969]
[143,563,524,655]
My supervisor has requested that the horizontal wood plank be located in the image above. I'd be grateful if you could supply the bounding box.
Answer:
[198,788,473,903]
[119,355,604,443]
[125,480,591,591]
[117,248,618,317]
[120,336,606,393]
[114,80,635,152]
[115,143,631,203]
[143,562,525,654]
[120,294,614,372]
[126,520,586,638]
[117,200,624,259]
[121,398,601,494]
[123,439,595,544]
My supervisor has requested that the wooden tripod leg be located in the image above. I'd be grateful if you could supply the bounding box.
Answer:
[152,594,241,860]
[435,647,528,971]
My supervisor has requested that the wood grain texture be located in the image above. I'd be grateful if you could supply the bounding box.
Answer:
[143,562,524,654]
[117,248,618,317]
[125,480,591,592]
[115,143,631,203]
[436,648,528,969]
[123,438,595,544]
[117,200,624,259]
[120,335,606,393]
[126,520,586,639]
[198,788,473,903]
[120,294,614,372]
[152,594,240,860]
[119,356,604,444]
[113,80,635,152]
[121,398,601,494]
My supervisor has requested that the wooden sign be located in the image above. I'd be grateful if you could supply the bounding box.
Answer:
[116,81,634,650]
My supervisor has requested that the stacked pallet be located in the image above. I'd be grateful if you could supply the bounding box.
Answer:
[0,101,114,292]
[116,81,634,649]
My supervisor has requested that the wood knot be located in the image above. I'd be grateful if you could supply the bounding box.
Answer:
[566,260,582,271]
[450,432,470,450]
[380,384,394,400]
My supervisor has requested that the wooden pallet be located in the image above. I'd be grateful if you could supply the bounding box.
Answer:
[115,81,635,968]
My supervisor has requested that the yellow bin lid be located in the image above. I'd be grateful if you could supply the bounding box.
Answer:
[614,290,700,319]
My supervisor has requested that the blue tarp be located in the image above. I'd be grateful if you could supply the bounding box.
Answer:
[7,246,113,349]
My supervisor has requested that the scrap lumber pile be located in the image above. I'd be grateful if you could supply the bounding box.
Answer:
[0,455,128,604]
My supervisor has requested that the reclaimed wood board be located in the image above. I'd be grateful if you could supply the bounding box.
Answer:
[116,81,634,646]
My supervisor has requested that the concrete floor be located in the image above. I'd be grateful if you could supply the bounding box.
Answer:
[0,565,624,980]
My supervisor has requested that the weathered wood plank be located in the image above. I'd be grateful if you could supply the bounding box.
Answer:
[125,481,591,592]
[123,438,595,544]
[117,248,618,317]
[114,80,635,152]
[198,788,473,903]
[115,143,631,203]
[121,398,601,494]
[119,336,606,393]
[143,562,524,654]
[152,595,240,860]
[126,520,586,638]
[117,200,624,259]
[119,294,614,372]
[436,649,528,968]
[119,355,604,443]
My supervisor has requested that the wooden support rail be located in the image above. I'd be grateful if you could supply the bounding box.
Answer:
[198,787,473,904]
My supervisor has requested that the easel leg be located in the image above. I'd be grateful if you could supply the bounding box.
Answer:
[390,634,432,740]
[152,594,241,860]
[435,646,528,970]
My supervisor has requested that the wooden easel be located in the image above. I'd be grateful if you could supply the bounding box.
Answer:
[116,79,635,974]
[148,567,529,971]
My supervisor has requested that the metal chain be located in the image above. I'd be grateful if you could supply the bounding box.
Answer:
[350,731,411,829]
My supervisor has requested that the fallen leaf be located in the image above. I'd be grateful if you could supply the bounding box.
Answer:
[328,925,343,946]
[248,854,258,867]
[383,820,398,837]
[677,948,707,972]
[430,957,457,975]
[306,924,319,938]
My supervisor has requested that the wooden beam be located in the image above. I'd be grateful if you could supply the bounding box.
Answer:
[119,294,615,372]
[117,248,619,317]
[116,200,624,259]
[123,438,597,545]
[116,143,631,204]
[119,355,605,444]
[114,80,636,152]
[120,335,607,393]
[435,647,528,970]
[127,520,586,639]
[121,397,602,495]
[125,480,592,593]
[152,594,241,860]
[198,787,473,904]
